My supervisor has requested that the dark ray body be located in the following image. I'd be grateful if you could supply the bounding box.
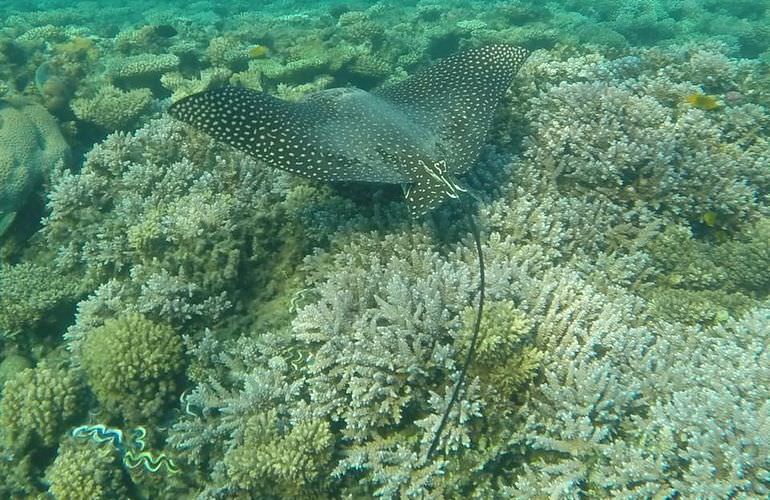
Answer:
[169,44,529,216]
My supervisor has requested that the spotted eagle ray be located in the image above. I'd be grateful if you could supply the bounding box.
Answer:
[169,44,529,217]
[169,44,529,461]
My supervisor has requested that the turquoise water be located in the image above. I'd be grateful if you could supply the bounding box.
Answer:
[1,1,769,498]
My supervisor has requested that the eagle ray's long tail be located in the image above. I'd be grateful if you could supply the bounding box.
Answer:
[426,210,485,461]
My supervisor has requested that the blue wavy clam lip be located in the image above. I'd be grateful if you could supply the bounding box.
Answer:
[169,44,529,217]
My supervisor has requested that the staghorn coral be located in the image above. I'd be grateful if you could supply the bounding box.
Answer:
[169,166,768,499]
[44,37,761,499]
[158,56,767,488]
[518,80,761,223]
[44,117,256,336]
[641,218,770,324]
[514,45,769,197]
[504,303,770,498]
[717,217,770,292]
[291,230,478,443]
[80,313,185,423]
[170,226,547,497]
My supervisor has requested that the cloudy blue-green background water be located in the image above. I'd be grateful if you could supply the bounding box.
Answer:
[1,1,769,498]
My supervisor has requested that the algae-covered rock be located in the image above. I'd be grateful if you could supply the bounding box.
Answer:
[0,97,70,235]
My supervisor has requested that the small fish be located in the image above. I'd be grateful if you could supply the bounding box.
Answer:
[702,210,718,227]
[169,45,528,217]
[248,44,269,59]
[685,92,720,110]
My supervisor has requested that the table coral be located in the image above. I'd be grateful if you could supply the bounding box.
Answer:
[161,67,234,101]
[71,85,153,131]
[108,53,179,86]
[0,96,70,236]
[80,313,184,423]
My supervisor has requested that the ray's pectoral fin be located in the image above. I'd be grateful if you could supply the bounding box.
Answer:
[403,159,468,218]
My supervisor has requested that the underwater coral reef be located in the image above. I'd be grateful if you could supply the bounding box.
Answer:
[1,0,769,498]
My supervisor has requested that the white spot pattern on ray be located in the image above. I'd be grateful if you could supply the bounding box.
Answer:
[169,44,529,217]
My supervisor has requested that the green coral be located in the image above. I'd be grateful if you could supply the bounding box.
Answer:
[0,361,83,450]
[0,261,81,338]
[42,116,337,357]
[223,409,334,497]
[717,217,770,292]
[80,313,184,423]
[648,287,748,325]
[344,53,392,85]
[45,439,129,500]
[0,354,31,388]
[0,449,40,497]
[644,218,770,324]
[461,300,543,411]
